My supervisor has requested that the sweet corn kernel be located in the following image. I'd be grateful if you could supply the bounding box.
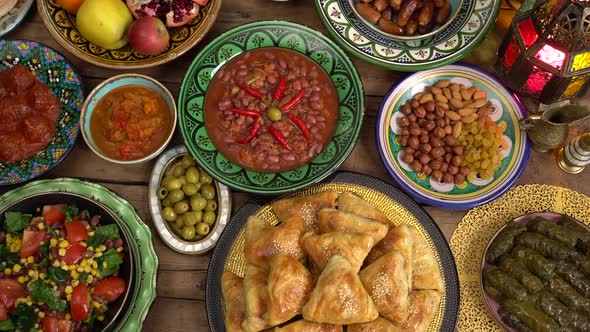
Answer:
[97,245,106,252]
[116,247,123,253]
[97,315,105,321]
[27,256,34,263]
[37,223,45,230]
[64,286,73,294]
[92,261,98,269]
[50,238,58,247]
[52,260,60,267]
[95,252,103,258]
[92,301,101,309]
[77,266,84,273]
[65,313,71,320]
[20,258,26,264]
[59,240,70,248]
[87,276,94,284]
[58,248,67,256]
[17,276,27,284]
[83,266,91,273]
[39,273,46,280]
[102,262,108,268]
[34,323,39,329]
[38,312,45,318]
[72,280,80,287]
[66,294,72,301]
[13,264,21,273]
[61,265,68,271]
[88,231,95,237]
[87,246,94,251]
[71,271,79,280]
[80,260,88,268]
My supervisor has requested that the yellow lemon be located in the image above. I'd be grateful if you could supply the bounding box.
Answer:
[76,0,133,50]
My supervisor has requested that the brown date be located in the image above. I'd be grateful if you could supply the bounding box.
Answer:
[418,1,434,27]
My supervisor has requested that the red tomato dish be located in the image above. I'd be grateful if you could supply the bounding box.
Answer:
[204,48,339,173]
[0,65,61,163]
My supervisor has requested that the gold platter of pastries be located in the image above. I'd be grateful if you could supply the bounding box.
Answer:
[206,172,460,331]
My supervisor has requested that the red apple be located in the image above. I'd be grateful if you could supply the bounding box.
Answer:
[128,16,170,55]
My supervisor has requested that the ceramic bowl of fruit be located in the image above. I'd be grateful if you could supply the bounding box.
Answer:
[376,64,531,209]
[148,145,231,255]
[36,0,221,69]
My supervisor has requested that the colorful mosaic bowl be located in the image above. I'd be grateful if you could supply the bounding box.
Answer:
[0,0,34,37]
[0,39,84,186]
[376,64,531,209]
[37,0,221,69]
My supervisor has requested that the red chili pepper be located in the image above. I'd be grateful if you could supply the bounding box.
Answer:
[281,89,306,112]
[288,114,311,143]
[268,125,291,150]
[272,77,287,100]
[238,83,264,99]
[231,108,260,117]
[236,119,262,144]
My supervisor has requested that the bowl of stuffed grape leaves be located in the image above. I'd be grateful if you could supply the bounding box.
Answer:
[480,211,590,332]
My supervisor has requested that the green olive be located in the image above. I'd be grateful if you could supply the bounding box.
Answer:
[175,215,185,228]
[156,187,168,200]
[203,211,216,225]
[267,107,282,122]
[162,176,182,191]
[183,211,202,226]
[200,184,216,200]
[168,189,185,203]
[196,222,210,236]
[193,183,202,192]
[182,183,198,196]
[162,198,173,208]
[172,164,185,178]
[190,196,207,211]
[185,167,200,184]
[181,154,196,168]
[178,176,187,185]
[199,169,213,184]
[162,207,177,222]
[205,199,217,212]
[181,226,196,240]
[173,200,190,215]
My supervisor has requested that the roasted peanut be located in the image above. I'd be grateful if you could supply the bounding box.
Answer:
[402,128,410,136]
[434,80,450,88]
[460,88,474,101]
[408,136,419,149]
[430,136,442,147]
[400,103,412,115]
[419,154,431,165]
[409,125,421,136]
[435,94,448,104]
[425,101,436,112]
[415,106,427,118]
[433,127,446,138]
[419,135,429,144]
[431,146,445,159]
[404,146,416,155]
[399,117,410,127]
[451,155,462,166]
[454,173,465,184]
[407,113,417,123]
[430,160,442,170]
[402,153,414,164]
[422,164,433,176]
[473,91,487,100]
[424,120,436,131]
[452,145,464,155]
[446,110,461,121]
[471,98,488,109]
[442,87,452,99]
[432,170,443,182]
[400,135,409,147]
[426,113,435,121]
[461,113,478,124]
[444,125,452,135]
[430,86,442,95]
[449,164,459,175]
[411,160,423,172]
[458,108,476,117]
[443,172,454,183]
[419,93,434,104]
[452,121,462,138]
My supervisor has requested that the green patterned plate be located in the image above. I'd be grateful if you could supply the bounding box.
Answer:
[0,178,158,332]
[0,40,84,186]
[36,0,221,69]
[0,0,34,37]
[178,21,364,195]
[314,0,501,71]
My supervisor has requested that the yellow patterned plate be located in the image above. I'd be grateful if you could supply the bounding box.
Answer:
[450,184,590,331]
[36,0,221,69]
[206,171,460,331]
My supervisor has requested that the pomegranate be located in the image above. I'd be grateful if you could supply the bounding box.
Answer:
[128,16,170,55]
[126,0,209,28]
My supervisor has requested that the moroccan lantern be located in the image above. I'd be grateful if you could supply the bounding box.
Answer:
[495,0,590,104]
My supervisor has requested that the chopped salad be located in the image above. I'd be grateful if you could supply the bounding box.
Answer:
[0,204,127,332]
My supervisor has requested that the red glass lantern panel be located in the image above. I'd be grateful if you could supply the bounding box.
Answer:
[518,19,538,48]
[503,35,521,74]
[535,44,566,70]
[520,65,554,98]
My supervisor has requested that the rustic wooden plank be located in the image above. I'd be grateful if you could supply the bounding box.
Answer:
[143,298,208,332]
[157,270,207,301]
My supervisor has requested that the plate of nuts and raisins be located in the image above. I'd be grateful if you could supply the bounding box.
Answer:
[376,64,531,209]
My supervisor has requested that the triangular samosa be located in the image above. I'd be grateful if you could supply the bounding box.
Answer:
[302,231,375,272]
[318,208,388,243]
[222,272,248,332]
[337,192,391,226]
[272,191,338,233]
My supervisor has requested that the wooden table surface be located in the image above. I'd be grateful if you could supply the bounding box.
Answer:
[5,1,590,331]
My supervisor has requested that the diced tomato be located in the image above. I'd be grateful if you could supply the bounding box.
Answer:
[62,243,85,265]
[0,278,27,312]
[42,204,66,225]
[42,317,72,332]
[65,221,88,243]
[0,302,6,321]
[93,277,126,302]
[20,230,47,258]
[71,284,90,321]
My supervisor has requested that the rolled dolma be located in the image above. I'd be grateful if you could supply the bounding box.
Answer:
[516,232,571,261]
[555,261,590,298]
[487,222,528,264]
[558,215,590,256]
[546,277,590,315]
[533,291,575,328]
[499,255,544,293]
[485,284,505,303]
[511,245,556,281]
[501,299,561,332]
[499,308,534,332]
[484,268,529,301]
[566,250,590,279]
[529,217,579,247]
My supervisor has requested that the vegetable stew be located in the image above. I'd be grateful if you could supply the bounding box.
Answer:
[204,48,339,173]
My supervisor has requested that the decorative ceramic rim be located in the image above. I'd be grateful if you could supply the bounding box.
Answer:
[376,64,531,209]
[148,145,231,255]
[80,73,177,164]
[0,39,84,186]
[205,170,460,332]
[178,20,364,195]
[314,0,501,71]
[0,178,158,332]
[36,0,221,69]
[479,211,590,332]
[346,0,464,41]
[0,0,34,38]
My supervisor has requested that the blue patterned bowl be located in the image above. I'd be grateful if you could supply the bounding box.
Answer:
[0,39,84,186]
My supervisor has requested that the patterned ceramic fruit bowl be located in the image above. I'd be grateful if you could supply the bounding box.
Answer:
[376,64,531,209]
[178,20,365,195]
[0,40,84,186]
[0,178,158,332]
[36,0,221,69]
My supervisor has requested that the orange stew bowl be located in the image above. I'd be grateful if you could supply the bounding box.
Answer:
[80,74,177,164]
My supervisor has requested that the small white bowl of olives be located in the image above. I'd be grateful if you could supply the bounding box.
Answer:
[148,145,231,254]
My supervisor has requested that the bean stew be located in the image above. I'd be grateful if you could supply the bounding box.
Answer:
[204,48,339,173]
